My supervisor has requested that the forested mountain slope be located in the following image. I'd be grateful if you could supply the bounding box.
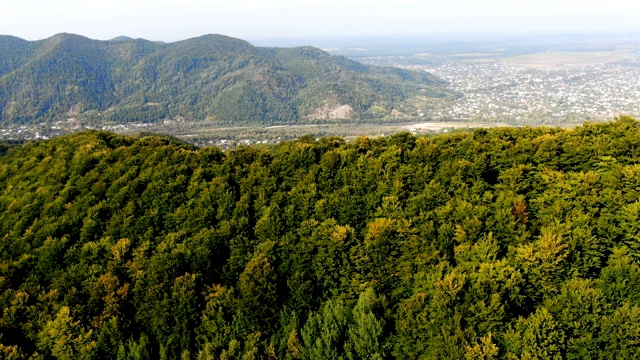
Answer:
[0,33,454,125]
[2,117,640,358]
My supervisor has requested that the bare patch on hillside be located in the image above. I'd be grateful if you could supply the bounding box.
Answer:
[306,103,354,120]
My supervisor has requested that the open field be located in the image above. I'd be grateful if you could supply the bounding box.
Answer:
[422,49,640,67]
[405,121,509,131]
[498,50,638,68]
[2,118,510,148]
[171,121,515,147]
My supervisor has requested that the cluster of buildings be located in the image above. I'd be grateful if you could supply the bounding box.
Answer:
[422,58,640,123]
[187,137,282,149]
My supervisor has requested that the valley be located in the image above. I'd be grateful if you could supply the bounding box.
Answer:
[3,34,640,147]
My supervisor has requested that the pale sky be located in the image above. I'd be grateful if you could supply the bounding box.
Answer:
[1,0,639,42]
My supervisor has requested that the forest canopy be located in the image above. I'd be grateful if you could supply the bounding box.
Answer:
[1,117,640,359]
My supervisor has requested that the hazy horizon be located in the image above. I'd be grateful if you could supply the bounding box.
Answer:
[2,0,639,44]
[3,30,640,51]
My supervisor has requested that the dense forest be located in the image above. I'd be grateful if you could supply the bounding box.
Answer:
[2,117,640,359]
[0,33,455,126]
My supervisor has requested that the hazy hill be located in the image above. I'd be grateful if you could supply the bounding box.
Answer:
[0,33,455,125]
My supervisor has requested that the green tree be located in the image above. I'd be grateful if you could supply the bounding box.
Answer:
[301,299,351,360]
[503,307,565,360]
[598,303,640,359]
[37,306,96,359]
[346,288,387,360]
[239,250,279,333]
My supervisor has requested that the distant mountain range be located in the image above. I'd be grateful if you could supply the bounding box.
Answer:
[0,33,456,126]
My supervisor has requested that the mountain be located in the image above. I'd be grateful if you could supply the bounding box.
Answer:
[109,36,134,42]
[0,33,456,125]
[1,118,640,358]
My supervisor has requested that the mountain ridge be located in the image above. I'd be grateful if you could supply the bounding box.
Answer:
[0,33,456,125]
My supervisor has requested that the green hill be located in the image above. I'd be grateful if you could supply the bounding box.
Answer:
[0,33,455,125]
[1,117,640,358]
